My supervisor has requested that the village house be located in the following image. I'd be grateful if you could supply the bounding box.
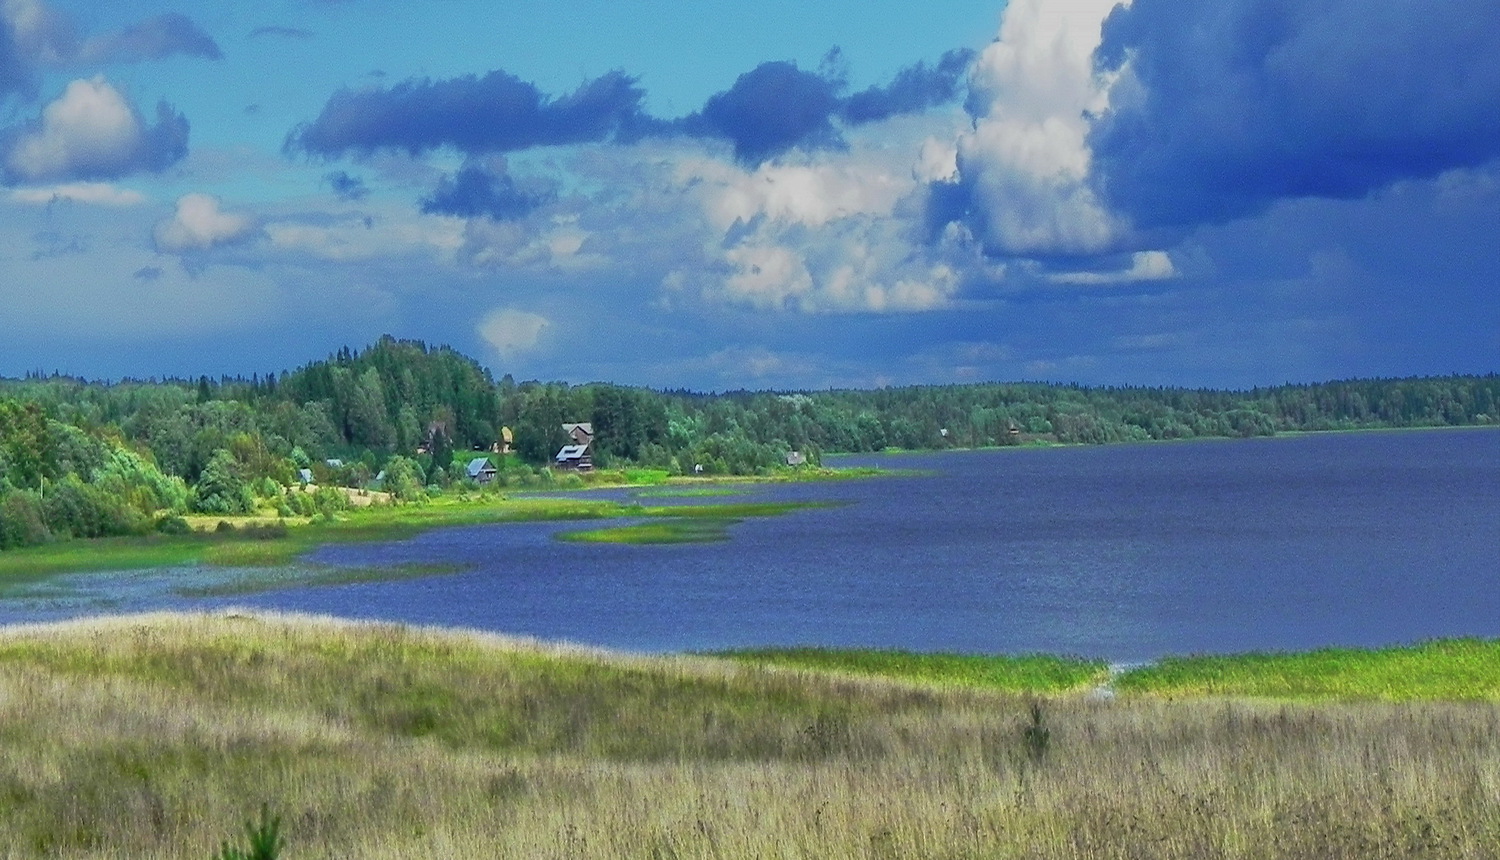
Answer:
[555,422,594,471]
[466,457,498,485]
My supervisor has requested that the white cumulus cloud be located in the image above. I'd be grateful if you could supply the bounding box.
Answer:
[1049,250,1177,285]
[951,0,1127,255]
[3,76,188,182]
[477,308,550,361]
[7,77,137,180]
[153,193,257,252]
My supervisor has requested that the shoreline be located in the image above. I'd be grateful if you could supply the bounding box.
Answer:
[4,608,1500,701]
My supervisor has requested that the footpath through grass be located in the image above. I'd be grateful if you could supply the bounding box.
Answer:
[1115,638,1500,700]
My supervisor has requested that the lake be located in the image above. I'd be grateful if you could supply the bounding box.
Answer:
[5,428,1498,660]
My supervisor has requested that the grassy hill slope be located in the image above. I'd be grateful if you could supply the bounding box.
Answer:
[2,613,1498,858]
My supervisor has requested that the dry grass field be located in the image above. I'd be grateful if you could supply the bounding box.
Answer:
[0,612,1498,858]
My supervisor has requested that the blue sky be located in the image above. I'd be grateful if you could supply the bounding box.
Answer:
[1,0,1496,390]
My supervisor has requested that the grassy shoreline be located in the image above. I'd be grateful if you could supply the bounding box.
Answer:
[2,611,1499,859]
[0,468,875,580]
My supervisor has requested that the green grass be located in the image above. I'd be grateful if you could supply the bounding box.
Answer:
[1115,638,1500,700]
[718,648,1109,693]
[556,519,735,544]
[0,475,863,577]
[0,496,639,581]
[555,501,837,544]
[5,612,1500,858]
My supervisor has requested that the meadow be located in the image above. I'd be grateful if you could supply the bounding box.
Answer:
[2,612,1499,859]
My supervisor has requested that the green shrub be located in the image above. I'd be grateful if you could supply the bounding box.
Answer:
[155,514,192,535]
[214,806,283,860]
[0,489,51,549]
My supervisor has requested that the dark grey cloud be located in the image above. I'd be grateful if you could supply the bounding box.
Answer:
[1089,0,1500,229]
[0,27,27,101]
[678,61,843,165]
[324,170,368,200]
[2,5,218,102]
[77,13,221,63]
[840,49,974,125]
[0,8,56,100]
[679,51,974,165]
[289,50,974,167]
[287,69,652,157]
[419,165,554,221]
[135,101,193,173]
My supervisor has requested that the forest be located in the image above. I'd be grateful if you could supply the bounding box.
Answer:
[1,334,1496,551]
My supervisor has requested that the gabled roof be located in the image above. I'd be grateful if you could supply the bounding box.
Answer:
[466,457,496,477]
[555,444,589,461]
[562,422,593,437]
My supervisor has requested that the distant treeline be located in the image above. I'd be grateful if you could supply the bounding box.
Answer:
[1,335,1496,549]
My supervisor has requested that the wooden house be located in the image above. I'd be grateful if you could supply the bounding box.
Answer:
[466,457,498,485]
[555,422,595,471]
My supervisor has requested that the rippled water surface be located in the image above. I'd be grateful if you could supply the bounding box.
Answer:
[6,429,1498,660]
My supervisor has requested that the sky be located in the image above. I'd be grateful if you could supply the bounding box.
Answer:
[0,0,1496,390]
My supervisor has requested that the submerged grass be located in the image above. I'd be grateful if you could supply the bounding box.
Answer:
[175,563,470,597]
[1116,638,1500,700]
[0,492,844,576]
[554,501,837,544]
[719,647,1109,693]
[4,613,1500,858]
[555,519,735,544]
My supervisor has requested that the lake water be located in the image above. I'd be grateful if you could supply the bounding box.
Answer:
[5,429,1498,660]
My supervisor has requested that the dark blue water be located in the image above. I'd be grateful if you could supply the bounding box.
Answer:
[6,429,1498,659]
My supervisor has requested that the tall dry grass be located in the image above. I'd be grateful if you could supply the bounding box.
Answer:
[0,612,1497,858]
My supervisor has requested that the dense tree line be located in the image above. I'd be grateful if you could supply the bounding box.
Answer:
[1,336,1496,552]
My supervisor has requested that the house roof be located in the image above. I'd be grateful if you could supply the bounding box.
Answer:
[555,444,589,461]
[562,422,593,437]
[466,457,496,477]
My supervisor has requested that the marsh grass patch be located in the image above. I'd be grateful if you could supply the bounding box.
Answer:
[1115,638,1500,700]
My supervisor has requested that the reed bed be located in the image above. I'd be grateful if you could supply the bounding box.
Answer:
[0,612,1498,858]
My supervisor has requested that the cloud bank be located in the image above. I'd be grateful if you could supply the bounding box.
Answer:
[289,50,974,166]
[420,164,554,221]
[288,69,651,157]
[1089,0,1500,228]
